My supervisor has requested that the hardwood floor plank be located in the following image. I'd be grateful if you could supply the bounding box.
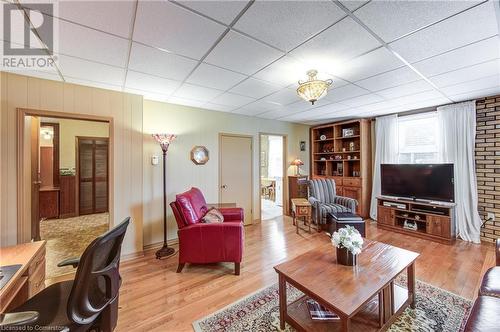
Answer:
[116,216,495,331]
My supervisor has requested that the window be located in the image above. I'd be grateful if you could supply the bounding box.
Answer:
[397,112,439,164]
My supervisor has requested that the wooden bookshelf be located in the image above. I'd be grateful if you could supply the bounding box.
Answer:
[309,119,372,218]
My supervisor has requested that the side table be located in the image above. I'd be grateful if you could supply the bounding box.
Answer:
[291,198,312,234]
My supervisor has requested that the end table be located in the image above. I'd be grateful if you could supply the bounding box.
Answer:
[291,198,312,234]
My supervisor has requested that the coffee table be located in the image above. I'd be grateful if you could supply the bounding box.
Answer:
[274,240,419,331]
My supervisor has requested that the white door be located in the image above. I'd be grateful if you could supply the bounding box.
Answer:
[220,134,253,225]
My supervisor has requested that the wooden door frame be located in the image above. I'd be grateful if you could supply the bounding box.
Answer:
[258,133,288,221]
[75,136,110,216]
[218,133,254,224]
[16,108,113,244]
[40,122,60,188]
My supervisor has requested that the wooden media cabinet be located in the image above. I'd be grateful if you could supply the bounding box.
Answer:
[377,196,456,244]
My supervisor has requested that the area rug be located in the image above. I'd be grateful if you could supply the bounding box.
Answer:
[193,276,472,332]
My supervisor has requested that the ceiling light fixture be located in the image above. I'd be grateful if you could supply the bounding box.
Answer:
[297,70,333,105]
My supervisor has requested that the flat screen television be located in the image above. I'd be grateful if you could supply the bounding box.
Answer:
[381,164,454,202]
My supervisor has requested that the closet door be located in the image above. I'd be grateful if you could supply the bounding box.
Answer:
[77,137,109,215]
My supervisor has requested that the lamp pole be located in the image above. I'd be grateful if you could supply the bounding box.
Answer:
[155,145,175,259]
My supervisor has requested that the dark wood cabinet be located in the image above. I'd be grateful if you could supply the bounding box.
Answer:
[59,175,76,218]
[377,206,394,226]
[39,188,59,219]
[288,175,308,215]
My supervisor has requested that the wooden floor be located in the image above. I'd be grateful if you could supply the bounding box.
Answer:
[116,216,496,332]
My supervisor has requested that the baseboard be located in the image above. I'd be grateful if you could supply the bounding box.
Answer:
[143,238,179,252]
[121,250,145,261]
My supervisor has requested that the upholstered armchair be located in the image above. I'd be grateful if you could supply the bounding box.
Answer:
[308,178,358,226]
[170,187,244,275]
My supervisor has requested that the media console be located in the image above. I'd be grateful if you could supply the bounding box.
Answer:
[377,196,456,244]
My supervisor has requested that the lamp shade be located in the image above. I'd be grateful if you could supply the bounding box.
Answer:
[291,158,304,166]
[152,133,176,151]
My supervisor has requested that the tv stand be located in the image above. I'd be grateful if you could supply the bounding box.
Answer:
[377,196,456,244]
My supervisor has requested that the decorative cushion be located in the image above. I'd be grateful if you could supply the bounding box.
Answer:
[479,267,500,298]
[202,208,224,223]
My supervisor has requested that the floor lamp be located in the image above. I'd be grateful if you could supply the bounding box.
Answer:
[152,133,176,259]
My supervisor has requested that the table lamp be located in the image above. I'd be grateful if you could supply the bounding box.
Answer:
[291,158,304,176]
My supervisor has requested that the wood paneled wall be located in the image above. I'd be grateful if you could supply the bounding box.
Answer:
[0,72,143,256]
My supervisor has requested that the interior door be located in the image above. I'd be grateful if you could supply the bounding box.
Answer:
[30,116,41,241]
[77,137,109,215]
[220,135,253,225]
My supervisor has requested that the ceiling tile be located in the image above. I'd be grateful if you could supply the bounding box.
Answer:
[39,18,130,67]
[187,63,247,90]
[412,36,500,77]
[340,0,369,12]
[65,77,122,92]
[124,87,170,102]
[58,55,125,86]
[204,31,284,75]
[260,88,299,106]
[173,83,223,102]
[133,1,226,59]
[377,80,435,99]
[55,0,135,38]
[429,59,500,88]
[354,0,481,42]
[210,92,255,107]
[337,47,405,82]
[234,99,284,115]
[128,42,198,81]
[204,102,237,112]
[289,17,380,74]
[229,78,281,99]
[167,96,206,108]
[125,70,180,95]
[391,89,445,105]
[450,86,500,102]
[234,1,345,52]
[390,1,498,62]
[356,66,422,91]
[324,84,369,103]
[441,74,500,96]
[341,93,384,107]
[177,0,249,24]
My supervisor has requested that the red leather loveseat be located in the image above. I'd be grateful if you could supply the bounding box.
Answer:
[464,239,500,331]
[170,187,244,275]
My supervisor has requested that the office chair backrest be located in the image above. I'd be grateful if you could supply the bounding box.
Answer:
[67,217,130,325]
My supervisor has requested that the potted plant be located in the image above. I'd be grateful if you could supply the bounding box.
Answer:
[331,226,363,266]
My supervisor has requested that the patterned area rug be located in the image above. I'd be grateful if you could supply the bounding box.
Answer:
[193,276,472,332]
[40,213,109,279]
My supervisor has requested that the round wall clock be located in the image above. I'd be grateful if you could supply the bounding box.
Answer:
[191,146,209,165]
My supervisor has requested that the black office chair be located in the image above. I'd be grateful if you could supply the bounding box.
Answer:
[0,217,130,331]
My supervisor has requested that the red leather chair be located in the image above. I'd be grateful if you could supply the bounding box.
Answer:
[170,187,244,275]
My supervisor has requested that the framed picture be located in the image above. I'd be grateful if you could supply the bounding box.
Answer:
[191,146,209,165]
[300,141,306,151]
[342,128,354,137]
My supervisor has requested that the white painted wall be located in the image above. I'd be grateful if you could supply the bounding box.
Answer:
[142,100,310,246]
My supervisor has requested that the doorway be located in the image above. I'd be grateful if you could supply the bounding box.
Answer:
[19,112,111,280]
[259,134,286,221]
[219,134,253,225]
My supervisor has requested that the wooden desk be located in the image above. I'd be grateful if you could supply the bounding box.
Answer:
[0,241,46,312]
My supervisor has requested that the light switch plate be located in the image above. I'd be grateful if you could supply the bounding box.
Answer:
[151,155,159,165]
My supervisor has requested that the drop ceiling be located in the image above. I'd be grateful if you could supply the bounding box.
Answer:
[1,0,499,124]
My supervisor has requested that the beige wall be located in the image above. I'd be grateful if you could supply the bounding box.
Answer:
[58,118,109,169]
[142,100,310,246]
[0,72,143,256]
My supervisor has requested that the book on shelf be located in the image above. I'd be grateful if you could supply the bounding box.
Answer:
[306,298,340,321]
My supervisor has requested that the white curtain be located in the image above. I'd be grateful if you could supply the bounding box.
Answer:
[370,114,399,220]
[437,101,481,243]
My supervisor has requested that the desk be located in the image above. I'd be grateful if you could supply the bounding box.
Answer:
[0,241,46,312]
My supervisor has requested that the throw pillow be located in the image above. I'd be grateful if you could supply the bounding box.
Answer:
[202,208,224,223]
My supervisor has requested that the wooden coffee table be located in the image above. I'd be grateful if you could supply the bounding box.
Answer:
[274,240,419,331]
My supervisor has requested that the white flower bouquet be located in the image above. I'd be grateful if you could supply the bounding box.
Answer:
[331,225,363,255]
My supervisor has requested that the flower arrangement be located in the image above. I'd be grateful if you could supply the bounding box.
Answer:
[331,225,363,255]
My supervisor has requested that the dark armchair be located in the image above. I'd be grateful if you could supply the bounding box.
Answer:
[0,218,130,331]
[308,178,358,226]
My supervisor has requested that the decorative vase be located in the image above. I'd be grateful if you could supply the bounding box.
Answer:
[336,247,357,266]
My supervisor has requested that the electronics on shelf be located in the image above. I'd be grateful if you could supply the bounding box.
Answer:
[382,201,407,209]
